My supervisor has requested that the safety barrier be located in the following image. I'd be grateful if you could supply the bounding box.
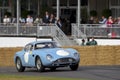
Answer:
[0,46,120,67]
[72,24,120,38]
[0,23,75,46]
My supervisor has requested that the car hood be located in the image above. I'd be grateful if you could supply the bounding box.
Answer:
[35,48,76,58]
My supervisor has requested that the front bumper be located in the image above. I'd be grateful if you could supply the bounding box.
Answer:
[45,58,80,67]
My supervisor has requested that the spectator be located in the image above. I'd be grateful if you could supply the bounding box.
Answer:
[99,16,107,24]
[42,11,50,24]
[11,16,17,23]
[88,16,94,24]
[26,15,33,26]
[56,19,62,28]
[94,17,99,24]
[86,37,91,46]
[106,16,114,27]
[90,37,97,45]
[81,39,85,46]
[34,16,40,24]
[19,17,26,23]
[117,17,120,25]
[49,13,56,24]
[3,15,11,25]
[34,15,43,24]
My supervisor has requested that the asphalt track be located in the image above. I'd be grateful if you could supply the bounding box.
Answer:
[0,66,120,80]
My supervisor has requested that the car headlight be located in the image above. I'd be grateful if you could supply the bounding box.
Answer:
[46,54,53,61]
[74,52,79,57]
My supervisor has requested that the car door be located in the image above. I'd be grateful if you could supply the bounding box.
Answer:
[24,44,35,66]
[27,44,36,66]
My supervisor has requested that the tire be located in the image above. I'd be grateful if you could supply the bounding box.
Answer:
[36,57,44,72]
[15,58,25,72]
[50,67,56,71]
[70,63,79,71]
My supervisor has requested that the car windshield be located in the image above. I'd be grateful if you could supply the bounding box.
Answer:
[35,42,58,49]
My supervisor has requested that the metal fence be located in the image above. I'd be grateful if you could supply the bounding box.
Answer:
[0,23,55,37]
[1,23,120,39]
[72,24,120,38]
[0,23,75,46]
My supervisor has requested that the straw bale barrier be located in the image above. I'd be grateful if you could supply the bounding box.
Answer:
[0,46,120,67]
[64,46,120,66]
[0,47,22,67]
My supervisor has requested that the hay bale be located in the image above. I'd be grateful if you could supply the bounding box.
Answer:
[1,46,120,67]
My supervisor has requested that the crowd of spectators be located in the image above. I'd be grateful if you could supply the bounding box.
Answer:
[2,11,120,36]
[86,15,120,38]
[87,15,120,25]
[81,37,98,46]
[2,11,74,35]
[2,11,62,28]
[2,12,120,26]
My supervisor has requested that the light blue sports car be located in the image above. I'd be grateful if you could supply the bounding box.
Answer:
[14,41,80,72]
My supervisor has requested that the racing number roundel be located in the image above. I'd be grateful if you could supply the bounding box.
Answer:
[24,52,29,63]
[56,50,69,56]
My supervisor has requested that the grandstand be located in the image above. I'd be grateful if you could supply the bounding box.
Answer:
[0,0,120,47]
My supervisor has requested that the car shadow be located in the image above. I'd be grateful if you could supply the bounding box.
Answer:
[24,67,76,73]
[14,65,120,73]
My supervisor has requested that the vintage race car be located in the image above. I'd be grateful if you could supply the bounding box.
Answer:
[14,41,80,72]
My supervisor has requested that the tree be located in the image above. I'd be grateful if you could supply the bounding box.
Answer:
[102,9,112,18]
[90,10,97,17]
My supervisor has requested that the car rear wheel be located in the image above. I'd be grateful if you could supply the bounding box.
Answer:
[36,57,44,72]
[16,58,25,72]
[70,63,79,71]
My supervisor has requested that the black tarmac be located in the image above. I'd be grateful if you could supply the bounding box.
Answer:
[0,66,120,80]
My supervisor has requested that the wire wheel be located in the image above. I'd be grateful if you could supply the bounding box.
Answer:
[16,58,25,72]
[70,63,79,71]
[36,57,44,72]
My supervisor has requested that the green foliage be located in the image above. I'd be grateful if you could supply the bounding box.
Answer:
[40,5,54,18]
[102,9,112,18]
[0,74,86,80]
[4,12,12,17]
[90,10,97,17]
[21,10,29,18]
[81,8,88,22]
[21,10,34,18]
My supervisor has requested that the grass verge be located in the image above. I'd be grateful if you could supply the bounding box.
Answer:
[0,74,88,80]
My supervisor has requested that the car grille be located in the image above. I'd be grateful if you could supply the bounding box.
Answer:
[54,58,76,63]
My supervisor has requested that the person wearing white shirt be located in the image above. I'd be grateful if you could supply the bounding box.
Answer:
[99,16,107,24]
[3,15,11,25]
[26,15,33,26]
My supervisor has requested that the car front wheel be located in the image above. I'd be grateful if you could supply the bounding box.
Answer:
[70,63,79,71]
[50,67,56,71]
[36,57,44,72]
[16,58,25,72]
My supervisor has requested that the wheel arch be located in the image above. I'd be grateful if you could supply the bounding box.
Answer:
[35,54,47,67]
[15,56,24,66]
[35,55,41,65]
[15,56,21,63]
